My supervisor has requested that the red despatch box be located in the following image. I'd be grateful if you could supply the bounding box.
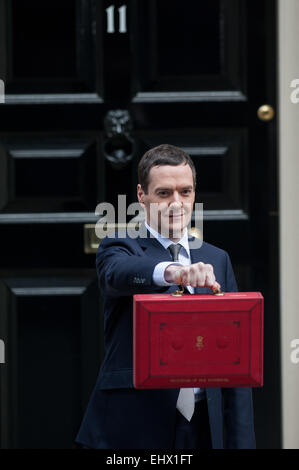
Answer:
[133,292,263,389]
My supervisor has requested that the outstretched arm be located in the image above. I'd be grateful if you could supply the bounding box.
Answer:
[96,236,169,297]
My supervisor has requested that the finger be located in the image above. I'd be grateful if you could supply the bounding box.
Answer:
[192,262,215,288]
[174,267,189,285]
[173,268,183,284]
[193,262,208,287]
[189,265,198,287]
[197,261,205,270]
[204,270,216,288]
[204,266,221,291]
[181,268,191,286]
[195,270,206,287]
[211,281,221,292]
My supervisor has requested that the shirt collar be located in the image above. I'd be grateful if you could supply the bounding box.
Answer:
[144,221,190,257]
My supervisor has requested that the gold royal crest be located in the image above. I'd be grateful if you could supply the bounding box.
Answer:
[196,336,204,351]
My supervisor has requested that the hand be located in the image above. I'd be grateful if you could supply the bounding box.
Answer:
[164,262,221,292]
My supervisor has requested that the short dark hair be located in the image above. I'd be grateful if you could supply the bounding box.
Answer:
[138,144,196,193]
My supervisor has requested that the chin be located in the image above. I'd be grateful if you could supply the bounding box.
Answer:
[160,218,188,237]
[169,224,186,237]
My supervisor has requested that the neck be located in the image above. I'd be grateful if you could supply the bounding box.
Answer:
[145,220,185,242]
[168,234,183,243]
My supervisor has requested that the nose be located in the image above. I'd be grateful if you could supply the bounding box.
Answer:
[169,191,182,208]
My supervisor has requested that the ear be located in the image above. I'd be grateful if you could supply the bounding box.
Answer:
[137,184,145,205]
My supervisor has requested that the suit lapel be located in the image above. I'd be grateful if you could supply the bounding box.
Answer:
[136,224,173,261]
[188,235,202,264]
[136,225,186,294]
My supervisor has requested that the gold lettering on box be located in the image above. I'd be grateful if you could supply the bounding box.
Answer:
[208,378,229,382]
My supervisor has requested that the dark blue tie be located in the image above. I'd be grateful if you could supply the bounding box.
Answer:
[168,243,181,262]
[168,244,195,419]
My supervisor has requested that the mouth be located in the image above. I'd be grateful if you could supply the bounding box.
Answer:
[168,213,184,219]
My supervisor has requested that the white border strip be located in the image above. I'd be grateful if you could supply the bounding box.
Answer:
[279,0,299,449]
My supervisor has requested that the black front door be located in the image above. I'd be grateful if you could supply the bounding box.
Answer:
[0,0,279,448]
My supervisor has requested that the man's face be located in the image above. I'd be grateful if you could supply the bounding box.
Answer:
[137,164,195,241]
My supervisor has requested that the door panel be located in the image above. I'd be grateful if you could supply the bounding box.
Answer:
[0,273,103,448]
[2,0,101,101]
[131,0,247,101]
[0,136,101,212]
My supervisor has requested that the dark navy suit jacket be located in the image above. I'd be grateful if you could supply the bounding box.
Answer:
[76,228,256,449]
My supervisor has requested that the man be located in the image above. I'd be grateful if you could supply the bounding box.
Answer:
[75,144,256,449]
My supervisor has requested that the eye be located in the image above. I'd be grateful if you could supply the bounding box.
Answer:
[182,189,192,195]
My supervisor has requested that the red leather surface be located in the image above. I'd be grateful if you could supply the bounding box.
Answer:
[133,292,263,388]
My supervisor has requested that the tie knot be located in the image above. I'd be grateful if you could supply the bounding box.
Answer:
[168,244,182,262]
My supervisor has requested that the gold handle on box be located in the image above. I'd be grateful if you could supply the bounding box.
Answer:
[171,286,225,297]
[171,285,185,297]
[212,287,225,296]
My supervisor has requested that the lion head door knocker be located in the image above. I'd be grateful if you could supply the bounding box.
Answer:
[103,110,135,170]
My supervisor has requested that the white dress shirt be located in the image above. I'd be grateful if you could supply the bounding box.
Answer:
[144,222,204,400]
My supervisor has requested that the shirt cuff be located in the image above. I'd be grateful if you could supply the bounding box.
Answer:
[153,262,182,286]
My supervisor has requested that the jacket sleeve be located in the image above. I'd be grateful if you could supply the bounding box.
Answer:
[96,236,169,297]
